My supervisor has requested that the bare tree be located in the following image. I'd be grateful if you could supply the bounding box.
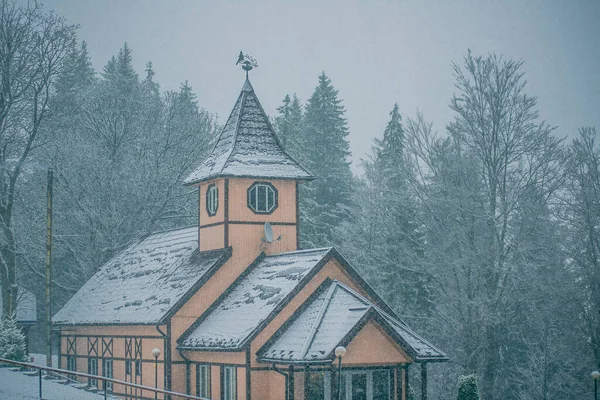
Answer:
[0,0,76,317]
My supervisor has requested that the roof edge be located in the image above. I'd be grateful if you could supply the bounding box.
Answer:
[159,246,233,324]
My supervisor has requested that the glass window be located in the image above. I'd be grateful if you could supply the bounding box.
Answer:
[102,359,113,392]
[125,360,132,376]
[196,364,211,398]
[223,366,237,400]
[88,358,98,387]
[135,360,142,376]
[206,183,218,216]
[373,370,390,400]
[351,373,367,400]
[247,182,277,214]
[66,356,76,380]
[307,371,326,400]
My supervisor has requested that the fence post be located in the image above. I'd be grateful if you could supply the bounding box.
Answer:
[103,379,108,400]
[38,368,42,399]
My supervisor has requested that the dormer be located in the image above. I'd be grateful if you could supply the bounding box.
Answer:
[184,78,313,258]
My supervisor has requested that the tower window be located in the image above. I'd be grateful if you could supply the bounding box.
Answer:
[247,182,278,214]
[206,183,218,216]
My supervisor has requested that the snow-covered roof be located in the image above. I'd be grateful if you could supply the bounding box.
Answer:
[53,227,231,325]
[257,280,447,363]
[184,79,313,185]
[0,284,37,323]
[178,248,333,349]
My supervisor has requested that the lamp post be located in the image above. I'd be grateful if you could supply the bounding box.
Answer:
[592,370,600,400]
[152,348,161,400]
[335,346,346,400]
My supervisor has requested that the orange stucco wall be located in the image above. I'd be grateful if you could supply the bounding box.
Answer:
[342,320,411,365]
[59,325,167,398]
[227,178,296,223]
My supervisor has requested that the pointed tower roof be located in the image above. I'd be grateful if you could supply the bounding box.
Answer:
[184,78,313,185]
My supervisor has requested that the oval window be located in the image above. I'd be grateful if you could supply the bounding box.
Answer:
[247,182,278,214]
[206,183,218,216]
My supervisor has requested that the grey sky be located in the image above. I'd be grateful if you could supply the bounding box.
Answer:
[44,0,600,173]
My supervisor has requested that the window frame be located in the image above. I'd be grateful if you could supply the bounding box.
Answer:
[66,356,76,380]
[102,358,114,392]
[206,183,219,217]
[247,181,278,214]
[196,364,211,398]
[88,357,98,387]
[222,365,237,400]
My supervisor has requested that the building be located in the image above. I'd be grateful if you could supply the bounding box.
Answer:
[53,72,447,400]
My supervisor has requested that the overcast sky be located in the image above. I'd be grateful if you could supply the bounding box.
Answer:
[43,0,600,174]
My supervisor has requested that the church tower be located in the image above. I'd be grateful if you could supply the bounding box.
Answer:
[184,77,313,262]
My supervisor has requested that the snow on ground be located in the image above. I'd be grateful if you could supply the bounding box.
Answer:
[0,367,116,399]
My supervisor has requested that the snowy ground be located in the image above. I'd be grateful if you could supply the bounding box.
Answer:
[0,365,116,399]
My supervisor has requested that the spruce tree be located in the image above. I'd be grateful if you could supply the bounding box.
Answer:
[300,73,353,247]
[274,93,304,162]
[0,316,27,362]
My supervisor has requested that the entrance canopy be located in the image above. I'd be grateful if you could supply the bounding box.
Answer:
[257,280,447,365]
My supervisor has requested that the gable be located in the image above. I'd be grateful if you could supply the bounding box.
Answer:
[342,320,411,365]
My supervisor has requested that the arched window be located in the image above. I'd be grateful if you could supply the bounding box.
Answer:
[247,182,278,214]
[206,183,218,216]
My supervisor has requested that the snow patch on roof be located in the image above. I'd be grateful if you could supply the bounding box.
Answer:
[180,248,332,349]
[184,79,313,184]
[53,227,229,325]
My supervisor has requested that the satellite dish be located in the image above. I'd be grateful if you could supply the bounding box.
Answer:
[264,222,274,243]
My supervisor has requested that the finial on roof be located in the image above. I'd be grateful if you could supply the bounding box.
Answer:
[236,51,258,79]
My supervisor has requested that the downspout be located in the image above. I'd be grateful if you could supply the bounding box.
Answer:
[156,323,172,398]
[178,349,191,395]
[272,363,289,400]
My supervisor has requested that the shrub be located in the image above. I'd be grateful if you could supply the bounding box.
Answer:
[457,374,480,400]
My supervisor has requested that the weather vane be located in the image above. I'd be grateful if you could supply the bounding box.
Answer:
[236,51,258,78]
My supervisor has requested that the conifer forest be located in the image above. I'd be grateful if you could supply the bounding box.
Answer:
[0,1,598,399]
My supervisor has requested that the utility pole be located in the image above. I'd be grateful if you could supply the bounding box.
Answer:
[45,168,53,368]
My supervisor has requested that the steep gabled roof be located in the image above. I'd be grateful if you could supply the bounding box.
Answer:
[257,280,447,363]
[53,227,231,325]
[178,248,332,349]
[178,246,402,351]
[184,79,313,185]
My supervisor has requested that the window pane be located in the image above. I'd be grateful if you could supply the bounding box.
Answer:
[249,186,257,210]
[373,370,390,400]
[197,364,210,397]
[267,187,274,211]
[351,373,367,400]
[307,371,325,399]
[257,185,267,211]
[223,366,236,400]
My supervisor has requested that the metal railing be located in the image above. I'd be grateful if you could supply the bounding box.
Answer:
[0,357,209,400]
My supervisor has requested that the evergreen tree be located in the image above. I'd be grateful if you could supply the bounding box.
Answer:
[274,93,304,161]
[300,73,353,247]
[0,316,27,362]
